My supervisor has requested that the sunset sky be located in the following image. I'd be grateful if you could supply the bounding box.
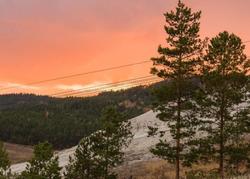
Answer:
[0,0,250,95]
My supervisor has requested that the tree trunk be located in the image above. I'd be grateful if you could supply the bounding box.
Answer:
[176,109,180,179]
[176,56,182,179]
[219,93,225,179]
[219,121,224,179]
[104,136,110,179]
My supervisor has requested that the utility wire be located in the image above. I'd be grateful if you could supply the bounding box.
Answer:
[0,60,151,92]
[0,78,162,107]
[1,40,249,93]
[72,81,160,98]
[54,76,160,97]
[63,78,161,98]
[51,75,156,97]
[59,78,161,97]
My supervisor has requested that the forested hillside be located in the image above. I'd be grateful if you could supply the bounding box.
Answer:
[0,83,160,149]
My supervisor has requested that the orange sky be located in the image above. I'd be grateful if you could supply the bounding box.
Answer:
[0,0,249,95]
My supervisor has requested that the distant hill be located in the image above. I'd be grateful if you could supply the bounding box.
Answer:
[0,82,164,149]
[0,94,52,110]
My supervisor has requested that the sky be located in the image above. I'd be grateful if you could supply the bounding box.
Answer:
[0,0,250,96]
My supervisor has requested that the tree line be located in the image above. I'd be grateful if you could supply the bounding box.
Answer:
[0,106,132,179]
[0,85,155,149]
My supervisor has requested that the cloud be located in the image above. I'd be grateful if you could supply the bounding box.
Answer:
[54,80,140,97]
[54,77,154,96]
[0,82,40,90]
[55,81,111,91]
[0,0,170,32]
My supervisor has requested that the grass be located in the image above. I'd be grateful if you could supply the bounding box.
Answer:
[116,159,250,179]
[4,142,249,178]
[117,160,178,179]
[4,142,33,164]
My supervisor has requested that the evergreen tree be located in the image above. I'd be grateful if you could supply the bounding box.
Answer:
[0,142,11,179]
[96,107,132,179]
[148,1,204,178]
[64,137,98,179]
[19,142,61,179]
[64,107,132,179]
[198,31,250,178]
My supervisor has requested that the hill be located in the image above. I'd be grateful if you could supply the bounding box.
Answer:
[10,109,250,178]
[0,82,163,149]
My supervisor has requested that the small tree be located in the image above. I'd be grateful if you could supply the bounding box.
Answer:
[19,142,61,179]
[148,1,204,178]
[64,137,98,179]
[96,107,132,179]
[0,142,11,179]
[65,107,132,179]
[198,31,250,178]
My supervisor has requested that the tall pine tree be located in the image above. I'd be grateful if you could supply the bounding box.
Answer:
[198,31,250,178]
[148,1,204,178]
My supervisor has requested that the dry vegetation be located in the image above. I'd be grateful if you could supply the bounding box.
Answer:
[117,160,176,179]
[4,142,33,164]
[116,159,206,179]
[4,142,250,178]
[117,159,250,179]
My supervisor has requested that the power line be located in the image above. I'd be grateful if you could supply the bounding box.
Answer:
[61,78,161,97]
[53,76,161,97]
[243,40,250,44]
[51,75,155,97]
[1,40,249,93]
[61,78,161,98]
[0,77,161,107]
[68,79,158,97]
[0,60,151,92]
[73,81,160,97]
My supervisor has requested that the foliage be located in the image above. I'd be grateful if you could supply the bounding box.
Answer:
[195,31,250,178]
[0,142,11,179]
[64,137,98,179]
[19,142,61,179]
[64,107,132,179]
[186,169,220,179]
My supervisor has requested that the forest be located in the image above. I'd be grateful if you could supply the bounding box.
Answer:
[0,83,159,149]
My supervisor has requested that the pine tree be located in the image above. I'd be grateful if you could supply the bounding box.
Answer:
[199,31,250,178]
[19,142,61,179]
[64,107,132,179]
[64,137,98,179]
[0,142,11,179]
[148,1,204,178]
